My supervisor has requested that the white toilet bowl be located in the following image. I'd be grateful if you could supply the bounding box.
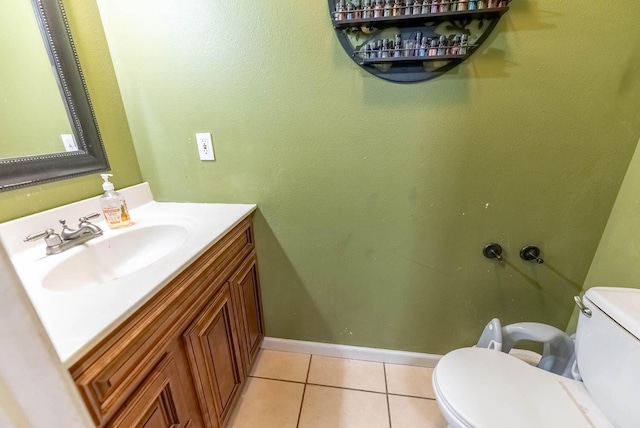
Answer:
[433,347,612,428]
[433,287,640,428]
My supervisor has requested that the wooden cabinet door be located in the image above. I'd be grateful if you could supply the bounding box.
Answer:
[106,340,202,428]
[183,282,244,428]
[230,251,264,371]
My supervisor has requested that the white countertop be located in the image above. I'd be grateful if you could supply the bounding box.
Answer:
[0,183,256,367]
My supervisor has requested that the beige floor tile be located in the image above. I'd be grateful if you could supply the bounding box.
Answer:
[307,356,386,393]
[298,385,389,428]
[225,377,304,428]
[385,363,435,398]
[388,395,448,428]
[249,349,311,382]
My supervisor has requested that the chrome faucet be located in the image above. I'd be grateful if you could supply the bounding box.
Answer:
[24,213,103,255]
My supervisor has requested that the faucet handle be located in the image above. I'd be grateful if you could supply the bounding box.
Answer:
[24,228,63,247]
[79,213,100,223]
[24,228,56,242]
[78,213,103,236]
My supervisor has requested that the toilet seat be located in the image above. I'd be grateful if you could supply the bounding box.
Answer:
[432,347,614,428]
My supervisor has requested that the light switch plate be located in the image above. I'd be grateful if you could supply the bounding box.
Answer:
[61,134,78,152]
[196,132,215,161]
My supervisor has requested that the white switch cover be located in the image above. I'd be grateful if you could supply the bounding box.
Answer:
[61,134,78,152]
[196,132,215,161]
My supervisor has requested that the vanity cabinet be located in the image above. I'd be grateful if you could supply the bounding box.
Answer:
[70,216,263,427]
[183,283,245,428]
[106,339,202,428]
[230,251,263,371]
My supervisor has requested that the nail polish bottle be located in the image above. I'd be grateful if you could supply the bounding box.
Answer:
[439,0,448,13]
[498,0,507,7]
[415,31,423,55]
[419,37,427,56]
[451,35,460,55]
[347,2,354,19]
[335,0,345,20]
[394,34,402,57]
[393,0,402,16]
[450,1,457,12]
[428,38,438,56]
[468,0,476,10]
[487,0,497,8]
[354,0,363,18]
[374,0,383,17]
[437,35,446,55]
[405,0,412,15]
[362,0,369,17]
[408,40,416,56]
[458,0,468,11]
[431,0,439,13]
[384,0,391,17]
[369,41,377,58]
[459,33,468,54]
[477,0,485,9]
[413,0,421,14]
[422,0,431,13]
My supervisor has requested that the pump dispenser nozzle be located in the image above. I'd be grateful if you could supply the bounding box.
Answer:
[100,174,115,191]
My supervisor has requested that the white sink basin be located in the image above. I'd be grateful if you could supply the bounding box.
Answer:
[0,182,256,366]
[42,224,188,291]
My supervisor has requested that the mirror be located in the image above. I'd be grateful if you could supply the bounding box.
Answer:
[0,0,109,191]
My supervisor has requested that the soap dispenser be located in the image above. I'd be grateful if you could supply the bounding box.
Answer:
[99,174,131,228]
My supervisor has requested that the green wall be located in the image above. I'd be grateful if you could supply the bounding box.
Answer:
[96,0,640,354]
[0,0,141,223]
[582,142,640,292]
[570,138,640,332]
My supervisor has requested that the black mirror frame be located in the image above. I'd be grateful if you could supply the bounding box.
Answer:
[0,0,109,192]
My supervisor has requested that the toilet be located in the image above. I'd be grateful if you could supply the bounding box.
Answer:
[432,287,640,428]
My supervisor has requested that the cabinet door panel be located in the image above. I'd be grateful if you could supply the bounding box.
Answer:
[107,341,202,428]
[183,283,243,428]
[231,252,264,370]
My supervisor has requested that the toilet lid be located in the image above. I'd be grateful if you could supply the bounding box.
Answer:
[433,347,614,428]
[585,287,640,340]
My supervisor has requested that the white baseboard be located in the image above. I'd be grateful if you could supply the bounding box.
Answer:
[261,337,442,368]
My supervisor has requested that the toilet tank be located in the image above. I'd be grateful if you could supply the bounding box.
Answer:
[575,287,640,428]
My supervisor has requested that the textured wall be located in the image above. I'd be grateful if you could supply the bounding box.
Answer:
[97,0,640,354]
[0,0,141,223]
[583,142,640,292]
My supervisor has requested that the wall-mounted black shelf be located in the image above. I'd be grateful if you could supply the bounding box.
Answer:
[357,53,469,65]
[328,1,512,83]
[332,6,509,28]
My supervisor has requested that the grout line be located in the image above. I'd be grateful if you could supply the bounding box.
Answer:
[387,392,438,401]
[248,375,306,385]
[305,382,387,395]
[296,354,313,428]
[305,354,313,383]
[384,363,392,428]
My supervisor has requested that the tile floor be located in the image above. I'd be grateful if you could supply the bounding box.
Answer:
[226,349,448,428]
